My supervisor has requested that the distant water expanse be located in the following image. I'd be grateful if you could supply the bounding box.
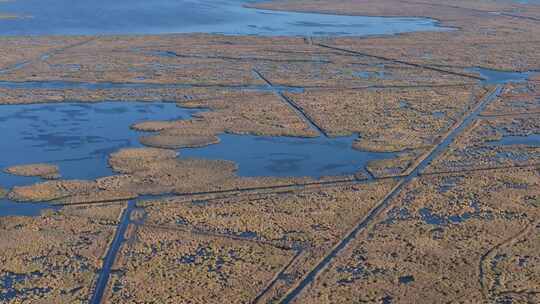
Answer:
[513,0,540,3]
[0,0,447,36]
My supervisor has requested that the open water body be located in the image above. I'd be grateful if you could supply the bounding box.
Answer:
[182,134,395,177]
[0,0,446,36]
[0,102,197,216]
[468,67,539,84]
[490,134,540,147]
[0,101,394,216]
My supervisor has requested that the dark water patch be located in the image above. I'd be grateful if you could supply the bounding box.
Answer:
[432,111,445,118]
[178,246,215,265]
[0,198,60,217]
[0,0,447,36]
[419,201,481,225]
[355,70,386,80]
[399,100,410,109]
[419,208,445,225]
[468,67,538,84]
[398,275,415,284]
[0,271,50,301]
[238,231,258,238]
[518,256,529,267]
[146,50,179,58]
[181,134,396,178]
[383,206,411,224]
[175,217,189,226]
[489,134,540,147]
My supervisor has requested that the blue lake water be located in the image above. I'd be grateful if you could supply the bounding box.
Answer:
[0,102,197,188]
[0,0,446,36]
[489,134,540,147]
[468,67,538,84]
[182,134,395,178]
[0,102,197,216]
[0,101,394,216]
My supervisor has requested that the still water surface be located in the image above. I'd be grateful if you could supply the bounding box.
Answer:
[0,0,446,36]
[0,102,393,216]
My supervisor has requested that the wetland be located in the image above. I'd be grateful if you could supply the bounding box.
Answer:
[0,0,539,303]
[0,100,397,216]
